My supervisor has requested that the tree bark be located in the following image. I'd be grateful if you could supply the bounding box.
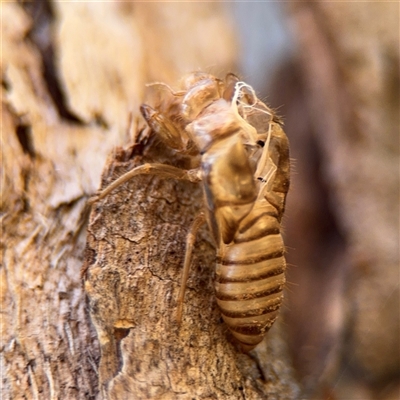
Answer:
[83,138,298,399]
[279,2,399,399]
[1,2,299,399]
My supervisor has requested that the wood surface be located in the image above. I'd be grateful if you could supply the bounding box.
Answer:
[1,2,299,399]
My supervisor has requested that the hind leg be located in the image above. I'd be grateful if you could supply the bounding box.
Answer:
[176,212,206,324]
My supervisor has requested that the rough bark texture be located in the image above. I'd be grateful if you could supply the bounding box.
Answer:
[1,2,299,399]
[274,2,399,399]
[83,139,299,399]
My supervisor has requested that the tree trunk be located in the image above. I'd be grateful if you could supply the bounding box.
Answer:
[1,2,299,399]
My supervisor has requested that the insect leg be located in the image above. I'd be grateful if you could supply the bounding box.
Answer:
[88,163,202,205]
[145,82,185,96]
[176,212,206,324]
[140,104,188,152]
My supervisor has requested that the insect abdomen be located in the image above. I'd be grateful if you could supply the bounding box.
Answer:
[214,203,286,351]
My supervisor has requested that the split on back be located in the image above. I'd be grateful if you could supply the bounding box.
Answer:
[89,72,290,352]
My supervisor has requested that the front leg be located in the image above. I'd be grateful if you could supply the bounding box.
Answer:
[140,104,190,153]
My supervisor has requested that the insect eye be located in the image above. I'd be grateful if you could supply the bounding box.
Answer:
[256,140,265,148]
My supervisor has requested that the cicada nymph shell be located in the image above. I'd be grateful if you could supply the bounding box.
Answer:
[90,72,290,352]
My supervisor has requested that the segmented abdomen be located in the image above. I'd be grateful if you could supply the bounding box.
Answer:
[214,201,286,352]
